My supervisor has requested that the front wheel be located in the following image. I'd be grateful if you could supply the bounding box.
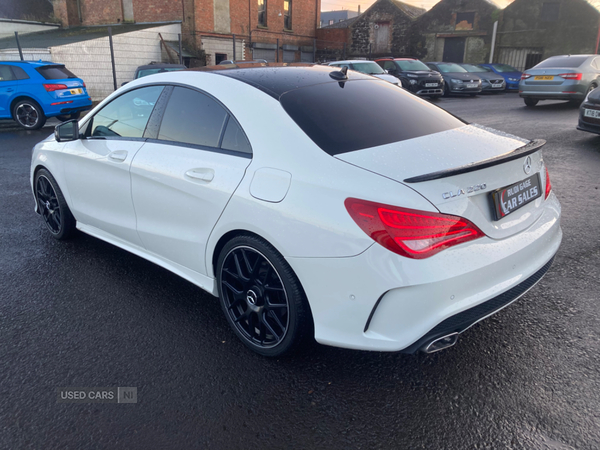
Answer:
[524,98,539,107]
[13,99,46,130]
[34,169,76,240]
[216,235,313,357]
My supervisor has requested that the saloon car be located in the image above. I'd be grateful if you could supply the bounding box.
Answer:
[577,85,600,135]
[426,62,482,96]
[31,63,562,357]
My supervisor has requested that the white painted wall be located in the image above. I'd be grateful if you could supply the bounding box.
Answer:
[202,37,245,65]
[50,23,182,101]
[0,20,60,40]
[0,48,51,61]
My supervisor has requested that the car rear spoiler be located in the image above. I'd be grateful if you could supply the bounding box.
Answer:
[403,139,546,183]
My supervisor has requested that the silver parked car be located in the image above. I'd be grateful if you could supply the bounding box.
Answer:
[459,64,506,93]
[520,54,600,107]
[328,60,400,85]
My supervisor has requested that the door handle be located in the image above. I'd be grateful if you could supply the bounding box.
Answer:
[108,150,128,162]
[185,168,214,182]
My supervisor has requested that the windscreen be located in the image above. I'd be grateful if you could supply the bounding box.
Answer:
[493,64,518,73]
[352,62,385,75]
[534,56,588,69]
[462,64,489,73]
[36,65,77,80]
[280,79,464,155]
[437,63,467,73]
[395,60,430,71]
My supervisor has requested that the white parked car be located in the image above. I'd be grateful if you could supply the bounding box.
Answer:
[328,60,400,85]
[31,63,562,357]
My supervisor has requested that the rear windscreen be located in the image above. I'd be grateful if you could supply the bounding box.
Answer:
[36,65,77,80]
[535,56,588,69]
[280,79,464,155]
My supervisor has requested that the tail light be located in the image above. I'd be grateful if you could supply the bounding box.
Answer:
[521,73,531,80]
[544,167,552,199]
[44,84,68,92]
[83,82,86,88]
[559,73,582,80]
[345,198,485,259]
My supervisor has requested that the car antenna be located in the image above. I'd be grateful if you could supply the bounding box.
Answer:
[329,66,348,81]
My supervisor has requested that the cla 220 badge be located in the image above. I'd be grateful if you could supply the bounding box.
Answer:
[442,183,487,200]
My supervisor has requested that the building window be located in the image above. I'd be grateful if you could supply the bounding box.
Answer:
[258,0,266,27]
[455,12,475,30]
[540,2,560,21]
[284,0,292,29]
[215,53,227,64]
[329,19,334,25]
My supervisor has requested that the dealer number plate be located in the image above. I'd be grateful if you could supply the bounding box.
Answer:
[466,83,478,88]
[491,173,542,220]
[425,83,438,87]
[492,83,503,88]
[70,88,83,95]
[584,109,600,119]
[534,75,554,81]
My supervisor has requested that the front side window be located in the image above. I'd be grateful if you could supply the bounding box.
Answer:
[284,0,292,30]
[90,86,163,138]
[258,0,266,27]
[383,61,396,71]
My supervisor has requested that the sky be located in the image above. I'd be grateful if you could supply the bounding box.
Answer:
[321,0,516,13]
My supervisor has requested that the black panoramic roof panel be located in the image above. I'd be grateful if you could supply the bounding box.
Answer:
[197,63,375,99]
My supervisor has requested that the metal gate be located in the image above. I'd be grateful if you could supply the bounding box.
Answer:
[252,48,277,62]
[496,47,544,72]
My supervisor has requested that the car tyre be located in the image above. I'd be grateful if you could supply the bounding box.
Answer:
[34,168,76,240]
[216,235,313,357]
[13,99,46,130]
[443,83,450,97]
[524,98,539,107]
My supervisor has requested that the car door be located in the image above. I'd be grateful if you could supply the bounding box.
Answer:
[60,85,165,246]
[0,65,18,118]
[130,85,252,275]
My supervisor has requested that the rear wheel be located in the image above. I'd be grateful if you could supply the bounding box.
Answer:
[34,169,76,240]
[13,99,46,130]
[216,235,312,357]
[524,98,539,107]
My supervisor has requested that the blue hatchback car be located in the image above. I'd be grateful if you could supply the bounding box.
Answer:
[478,64,523,91]
[0,61,92,130]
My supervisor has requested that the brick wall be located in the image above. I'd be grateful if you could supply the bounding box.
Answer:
[79,0,123,26]
[133,0,183,23]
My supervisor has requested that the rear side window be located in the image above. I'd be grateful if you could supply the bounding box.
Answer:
[0,65,16,81]
[280,79,464,155]
[535,56,588,69]
[36,65,77,80]
[220,118,252,154]
[11,66,30,80]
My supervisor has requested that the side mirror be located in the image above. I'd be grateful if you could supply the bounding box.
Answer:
[54,119,79,142]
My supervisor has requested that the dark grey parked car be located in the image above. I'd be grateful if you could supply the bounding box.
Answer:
[459,63,505,93]
[577,85,600,135]
[520,54,600,107]
[426,62,482,96]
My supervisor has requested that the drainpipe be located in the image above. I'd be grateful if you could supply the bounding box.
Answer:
[489,20,498,63]
[596,18,600,54]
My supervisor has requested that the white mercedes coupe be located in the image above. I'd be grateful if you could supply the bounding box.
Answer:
[31,63,562,357]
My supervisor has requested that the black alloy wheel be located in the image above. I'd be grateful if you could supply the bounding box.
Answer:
[13,100,46,130]
[34,169,76,240]
[217,235,312,357]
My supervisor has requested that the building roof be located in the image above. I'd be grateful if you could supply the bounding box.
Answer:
[322,16,360,28]
[392,1,427,18]
[0,22,180,50]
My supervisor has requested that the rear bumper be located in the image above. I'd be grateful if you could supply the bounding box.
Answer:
[43,97,92,117]
[288,193,562,352]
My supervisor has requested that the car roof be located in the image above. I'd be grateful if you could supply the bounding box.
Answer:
[136,63,186,70]
[189,63,376,100]
[374,57,418,61]
[330,60,378,64]
[0,60,61,67]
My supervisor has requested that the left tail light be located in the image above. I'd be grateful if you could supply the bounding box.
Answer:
[44,84,68,92]
[345,198,485,259]
[545,167,552,199]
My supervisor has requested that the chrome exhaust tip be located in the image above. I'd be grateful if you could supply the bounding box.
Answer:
[422,332,459,353]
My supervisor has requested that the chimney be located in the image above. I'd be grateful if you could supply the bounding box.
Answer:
[358,5,361,13]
